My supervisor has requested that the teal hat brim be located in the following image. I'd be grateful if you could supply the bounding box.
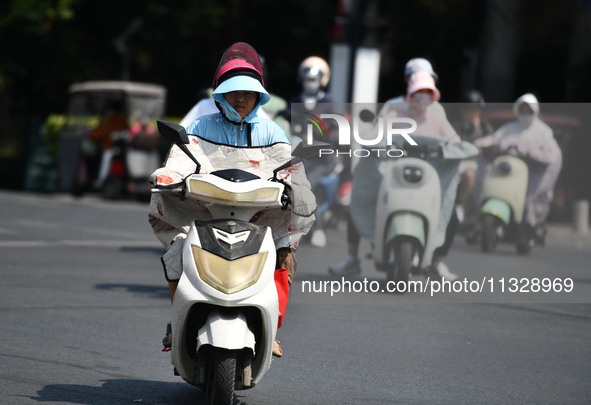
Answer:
[213,75,270,105]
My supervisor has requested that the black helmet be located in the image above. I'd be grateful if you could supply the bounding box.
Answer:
[461,89,485,108]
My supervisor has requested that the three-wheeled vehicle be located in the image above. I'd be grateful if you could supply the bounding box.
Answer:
[58,81,166,199]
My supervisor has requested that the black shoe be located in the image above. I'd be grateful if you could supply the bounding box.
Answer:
[535,224,547,246]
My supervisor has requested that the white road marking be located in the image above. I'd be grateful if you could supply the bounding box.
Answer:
[0,240,162,248]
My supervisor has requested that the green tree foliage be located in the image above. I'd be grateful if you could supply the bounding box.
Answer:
[0,0,583,152]
[0,0,334,119]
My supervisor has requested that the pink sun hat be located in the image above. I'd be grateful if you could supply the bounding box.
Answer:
[212,42,265,88]
[406,71,441,103]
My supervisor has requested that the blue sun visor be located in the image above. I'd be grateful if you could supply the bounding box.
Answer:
[212,75,270,105]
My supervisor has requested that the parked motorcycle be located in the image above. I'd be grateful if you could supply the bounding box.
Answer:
[476,145,544,254]
[101,127,162,200]
[153,121,320,404]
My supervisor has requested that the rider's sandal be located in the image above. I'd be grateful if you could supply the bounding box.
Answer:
[272,339,283,357]
[162,321,172,350]
[162,333,172,349]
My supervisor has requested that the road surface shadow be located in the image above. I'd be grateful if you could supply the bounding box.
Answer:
[32,378,258,404]
[120,246,165,255]
[95,283,169,300]
[32,379,207,404]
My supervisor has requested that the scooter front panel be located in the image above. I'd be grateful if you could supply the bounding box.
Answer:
[195,219,268,260]
[182,222,278,302]
[481,156,528,223]
[374,158,441,268]
[171,272,279,386]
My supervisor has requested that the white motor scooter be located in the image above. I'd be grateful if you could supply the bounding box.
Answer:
[477,145,536,254]
[371,134,477,285]
[153,121,319,404]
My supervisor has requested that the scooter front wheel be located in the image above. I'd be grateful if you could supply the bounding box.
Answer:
[387,239,414,289]
[206,348,236,405]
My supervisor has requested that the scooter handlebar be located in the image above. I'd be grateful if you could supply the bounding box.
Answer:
[482,144,527,161]
[151,187,183,194]
[402,143,443,159]
[151,173,288,206]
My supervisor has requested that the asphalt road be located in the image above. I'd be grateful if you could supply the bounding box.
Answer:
[1,190,590,404]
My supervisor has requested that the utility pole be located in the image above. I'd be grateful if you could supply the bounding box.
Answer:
[480,0,522,101]
[328,0,382,104]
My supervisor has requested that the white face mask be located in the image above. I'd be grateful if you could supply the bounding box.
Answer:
[303,78,321,95]
[411,92,432,103]
[518,114,534,128]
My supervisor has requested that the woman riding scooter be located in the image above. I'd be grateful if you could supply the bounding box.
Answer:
[287,56,342,248]
[474,93,562,252]
[148,42,316,357]
[329,58,476,280]
[343,71,477,284]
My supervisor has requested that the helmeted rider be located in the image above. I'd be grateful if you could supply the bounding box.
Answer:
[293,56,332,110]
[287,56,342,248]
[148,42,316,357]
[456,89,494,143]
[453,89,495,223]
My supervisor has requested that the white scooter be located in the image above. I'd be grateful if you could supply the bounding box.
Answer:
[477,145,540,254]
[153,121,319,404]
[372,134,477,285]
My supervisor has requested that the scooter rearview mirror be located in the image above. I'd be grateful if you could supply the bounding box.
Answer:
[157,120,201,173]
[157,120,190,144]
[292,141,330,161]
[359,109,376,123]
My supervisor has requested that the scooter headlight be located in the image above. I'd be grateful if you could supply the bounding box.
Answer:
[402,166,423,184]
[495,161,512,176]
[188,179,280,205]
[191,246,268,294]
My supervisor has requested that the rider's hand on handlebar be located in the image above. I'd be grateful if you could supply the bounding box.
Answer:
[405,144,428,158]
[405,143,442,159]
[482,144,503,160]
[279,180,292,210]
[270,176,292,210]
[505,144,529,159]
